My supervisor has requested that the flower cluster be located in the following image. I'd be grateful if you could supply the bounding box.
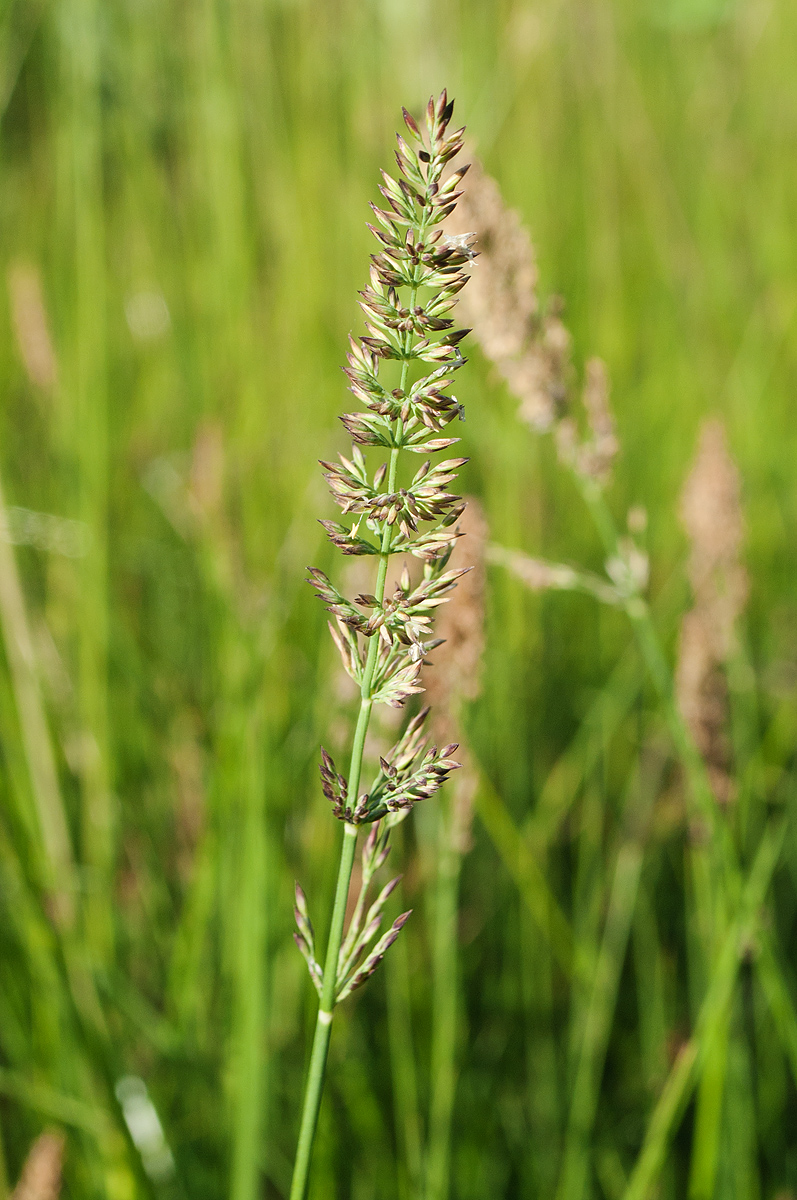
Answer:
[318,707,460,824]
[316,93,471,559]
[294,825,411,1003]
[295,93,472,1015]
[306,90,472,811]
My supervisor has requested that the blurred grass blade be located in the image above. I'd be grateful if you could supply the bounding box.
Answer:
[0,466,75,925]
[687,1004,730,1199]
[526,649,643,848]
[623,819,785,1200]
[556,748,662,1200]
[755,930,797,1087]
[0,1067,106,1134]
[0,0,47,119]
[59,0,113,963]
[474,770,577,978]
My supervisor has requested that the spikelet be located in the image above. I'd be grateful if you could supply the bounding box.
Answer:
[675,419,748,805]
[11,1131,65,1200]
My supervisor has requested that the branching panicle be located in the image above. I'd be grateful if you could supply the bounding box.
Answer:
[308,89,469,818]
[292,97,473,1197]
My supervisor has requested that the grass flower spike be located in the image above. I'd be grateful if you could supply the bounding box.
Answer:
[290,91,472,1200]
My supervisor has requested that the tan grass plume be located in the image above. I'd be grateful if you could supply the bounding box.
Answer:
[675,418,748,805]
[11,1131,65,1200]
[444,160,568,432]
[446,160,617,484]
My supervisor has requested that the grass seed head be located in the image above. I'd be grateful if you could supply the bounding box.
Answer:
[676,418,748,805]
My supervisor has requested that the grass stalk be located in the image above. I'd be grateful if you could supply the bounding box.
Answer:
[687,1004,730,1200]
[289,823,358,1200]
[754,931,797,1088]
[0,1067,106,1136]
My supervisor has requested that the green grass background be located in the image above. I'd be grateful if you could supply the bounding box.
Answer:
[2,0,797,1196]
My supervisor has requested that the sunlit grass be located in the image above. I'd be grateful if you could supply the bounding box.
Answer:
[1,0,797,1197]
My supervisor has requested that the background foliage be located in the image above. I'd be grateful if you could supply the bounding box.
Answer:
[2,0,797,1197]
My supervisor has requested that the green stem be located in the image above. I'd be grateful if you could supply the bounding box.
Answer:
[578,478,732,870]
[289,822,358,1200]
[579,477,743,1198]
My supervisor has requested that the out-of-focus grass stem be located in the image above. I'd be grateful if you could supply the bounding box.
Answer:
[0,467,75,923]
[622,818,785,1200]
[577,479,724,856]
[60,0,112,965]
[556,749,660,1200]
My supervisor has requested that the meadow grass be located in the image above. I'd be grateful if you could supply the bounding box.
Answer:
[2,1,797,1198]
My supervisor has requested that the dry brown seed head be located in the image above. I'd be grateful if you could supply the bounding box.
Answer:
[679,418,748,649]
[675,418,748,806]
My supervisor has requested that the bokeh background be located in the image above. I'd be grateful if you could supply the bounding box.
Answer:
[2,0,797,1197]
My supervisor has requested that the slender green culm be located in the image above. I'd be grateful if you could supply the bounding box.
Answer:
[290,91,473,1200]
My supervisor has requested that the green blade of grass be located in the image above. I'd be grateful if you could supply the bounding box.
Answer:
[687,1000,730,1200]
[0,1067,107,1135]
[556,747,662,1200]
[474,770,578,980]
[754,930,797,1089]
[0,466,75,924]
